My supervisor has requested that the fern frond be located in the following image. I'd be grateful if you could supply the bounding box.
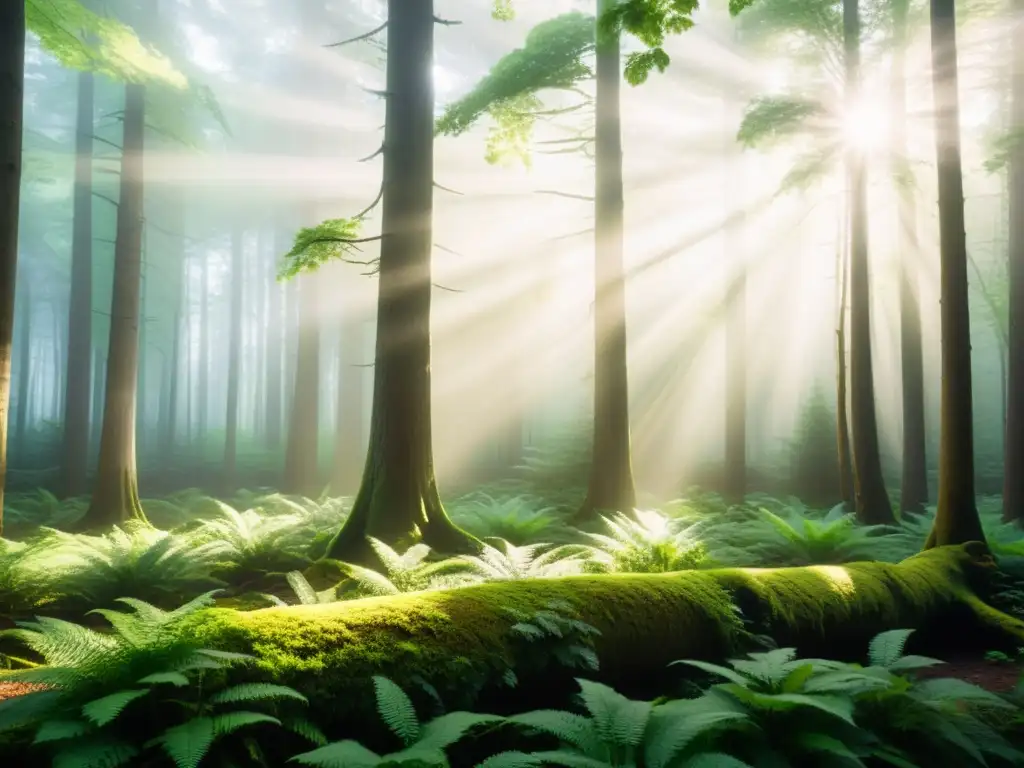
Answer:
[81,689,151,727]
[289,739,383,766]
[209,683,307,705]
[373,676,420,745]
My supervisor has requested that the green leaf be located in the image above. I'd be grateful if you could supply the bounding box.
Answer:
[373,676,420,746]
[51,737,139,768]
[152,717,215,768]
[671,659,752,687]
[684,754,754,768]
[209,683,307,705]
[869,629,914,667]
[278,218,366,280]
[416,711,503,750]
[33,718,91,744]
[289,740,382,767]
[477,753,543,768]
[137,671,191,687]
[81,689,151,727]
[737,95,825,148]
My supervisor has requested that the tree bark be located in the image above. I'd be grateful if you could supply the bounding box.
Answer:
[844,0,895,524]
[84,83,148,529]
[326,0,479,564]
[197,252,209,446]
[0,0,25,531]
[835,208,855,508]
[14,273,31,457]
[283,273,320,498]
[60,70,95,497]
[924,0,985,547]
[1003,0,1024,523]
[891,0,929,516]
[223,223,244,493]
[578,0,637,522]
[265,232,284,450]
[331,308,364,495]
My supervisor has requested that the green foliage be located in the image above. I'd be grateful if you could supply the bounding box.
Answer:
[456,539,590,580]
[334,538,477,597]
[983,128,1023,174]
[278,218,366,280]
[600,0,698,85]
[447,492,569,544]
[502,600,602,685]
[290,675,502,767]
[583,510,712,573]
[435,12,596,165]
[0,591,319,766]
[736,95,826,148]
[26,0,187,87]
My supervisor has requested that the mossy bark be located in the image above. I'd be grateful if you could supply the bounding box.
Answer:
[578,0,637,522]
[1003,0,1024,523]
[190,544,1024,725]
[844,0,894,525]
[325,1,479,566]
[891,0,928,516]
[84,83,148,530]
[924,0,985,548]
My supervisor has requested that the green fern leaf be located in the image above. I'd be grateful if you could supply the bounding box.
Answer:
[81,689,151,726]
[283,716,329,746]
[887,655,944,673]
[373,676,420,745]
[209,683,307,705]
[869,629,914,667]
[152,717,215,768]
[137,671,191,687]
[286,571,320,605]
[211,711,281,735]
[683,754,754,767]
[51,736,139,768]
[288,739,382,766]
[914,678,1016,707]
[671,660,751,687]
[477,752,543,767]
[505,710,602,753]
[416,711,503,750]
[575,678,651,745]
[381,744,448,765]
[33,717,91,744]
[644,702,748,768]
[529,750,610,767]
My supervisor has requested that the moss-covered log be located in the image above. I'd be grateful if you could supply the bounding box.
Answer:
[188,544,1023,723]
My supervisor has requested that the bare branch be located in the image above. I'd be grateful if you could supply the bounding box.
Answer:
[91,191,119,208]
[433,181,464,195]
[433,243,465,257]
[325,22,387,48]
[433,283,463,292]
[354,184,384,219]
[535,190,594,202]
[434,16,462,25]
[359,144,384,162]
[361,87,389,98]
[547,227,594,242]
[91,134,122,152]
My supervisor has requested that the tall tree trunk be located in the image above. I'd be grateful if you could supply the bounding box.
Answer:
[836,195,855,508]
[163,225,185,455]
[197,252,209,447]
[331,308,364,495]
[282,274,319,497]
[183,258,192,447]
[60,71,94,498]
[578,0,637,521]
[844,0,894,524]
[91,348,104,452]
[265,228,283,449]
[1003,0,1024,522]
[0,0,25,531]
[924,0,984,547]
[223,223,243,493]
[326,0,479,563]
[84,83,148,529]
[14,270,30,458]
[891,0,928,515]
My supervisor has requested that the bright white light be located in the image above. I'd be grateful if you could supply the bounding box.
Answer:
[433,65,455,97]
[765,64,789,93]
[842,96,888,153]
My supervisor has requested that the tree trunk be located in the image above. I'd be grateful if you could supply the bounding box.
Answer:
[835,179,854,509]
[1003,0,1024,522]
[924,0,985,547]
[60,71,94,497]
[844,0,894,525]
[578,0,637,522]
[197,252,209,447]
[223,223,243,493]
[14,273,30,456]
[331,309,364,495]
[326,0,479,564]
[265,228,284,449]
[0,0,25,531]
[283,273,320,497]
[163,231,185,456]
[91,348,104,452]
[890,0,929,516]
[83,83,148,530]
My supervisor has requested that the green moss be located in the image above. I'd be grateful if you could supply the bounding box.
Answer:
[184,545,1024,723]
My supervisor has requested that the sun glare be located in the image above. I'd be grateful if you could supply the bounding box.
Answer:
[841,96,889,153]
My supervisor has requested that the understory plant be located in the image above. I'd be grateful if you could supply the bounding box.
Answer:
[0,591,323,766]
[583,510,711,573]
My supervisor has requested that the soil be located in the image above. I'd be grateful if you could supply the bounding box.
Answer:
[915,656,1024,694]
[0,682,46,703]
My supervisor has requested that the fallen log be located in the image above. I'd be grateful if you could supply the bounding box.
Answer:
[186,543,1024,721]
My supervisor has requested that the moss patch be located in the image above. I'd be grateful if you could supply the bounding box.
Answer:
[185,544,1024,726]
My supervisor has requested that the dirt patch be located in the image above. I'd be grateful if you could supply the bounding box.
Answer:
[915,657,1024,694]
[0,682,46,703]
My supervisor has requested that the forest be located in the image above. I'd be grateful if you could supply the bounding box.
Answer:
[1,0,1024,765]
